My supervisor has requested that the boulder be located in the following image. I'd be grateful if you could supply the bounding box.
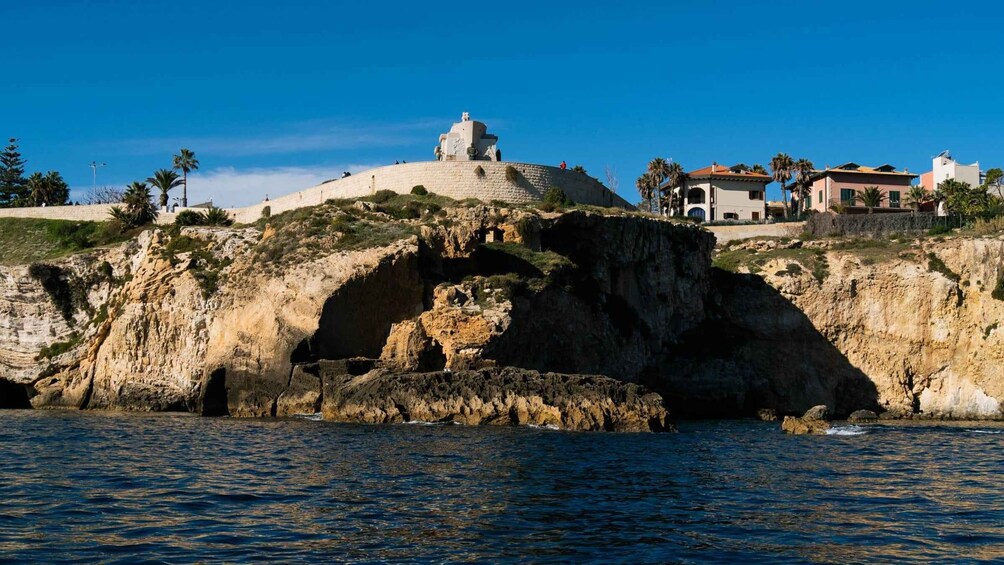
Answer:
[802,405,831,421]
[781,415,831,435]
[847,409,878,422]
[756,408,778,422]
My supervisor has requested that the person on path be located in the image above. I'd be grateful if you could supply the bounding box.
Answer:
[559,161,567,170]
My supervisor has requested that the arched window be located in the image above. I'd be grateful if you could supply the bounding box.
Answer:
[687,208,706,221]
[688,188,706,204]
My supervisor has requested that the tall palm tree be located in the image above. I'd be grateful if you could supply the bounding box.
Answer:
[636,173,656,213]
[647,157,673,215]
[858,186,885,213]
[792,158,814,215]
[770,153,794,218]
[905,185,928,212]
[172,149,200,208]
[665,161,685,215]
[148,169,183,209]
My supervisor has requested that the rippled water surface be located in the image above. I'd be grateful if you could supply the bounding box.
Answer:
[1,412,1002,563]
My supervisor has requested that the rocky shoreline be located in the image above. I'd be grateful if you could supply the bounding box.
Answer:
[2,203,1003,428]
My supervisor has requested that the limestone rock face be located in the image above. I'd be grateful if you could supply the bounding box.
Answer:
[802,405,831,421]
[321,365,672,432]
[761,238,1004,420]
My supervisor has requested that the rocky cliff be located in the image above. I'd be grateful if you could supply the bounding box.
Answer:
[3,199,1003,423]
[693,236,1004,420]
[0,201,710,430]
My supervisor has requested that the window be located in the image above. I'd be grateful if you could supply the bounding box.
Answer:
[818,190,823,204]
[688,188,706,204]
[840,188,856,204]
[752,211,760,220]
[806,194,812,208]
[889,191,901,208]
[748,190,764,200]
[724,212,739,220]
[687,208,706,221]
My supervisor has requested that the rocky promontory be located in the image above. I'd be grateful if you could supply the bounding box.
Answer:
[2,194,1004,426]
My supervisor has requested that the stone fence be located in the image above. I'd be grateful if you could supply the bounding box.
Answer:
[706,221,806,244]
[0,204,178,225]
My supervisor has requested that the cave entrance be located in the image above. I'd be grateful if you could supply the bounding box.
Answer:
[308,254,424,361]
[201,368,230,416]
[0,378,32,409]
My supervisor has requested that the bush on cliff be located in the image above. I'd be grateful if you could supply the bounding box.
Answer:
[411,185,428,196]
[174,210,205,226]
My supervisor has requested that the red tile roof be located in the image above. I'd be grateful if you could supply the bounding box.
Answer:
[686,163,772,180]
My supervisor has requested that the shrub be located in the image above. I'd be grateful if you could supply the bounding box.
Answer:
[474,165,486,178]
[505,165,519,183]
[202,207,234,226]
[927,224,952,236]
[993,278,1004,301]
[411,185,428,196]
[174,209,206,227]
[261,205,271,219]
[543,186,573,207]
[371,189,398,203]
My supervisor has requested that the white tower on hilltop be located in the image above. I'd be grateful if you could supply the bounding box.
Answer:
[435,113,501,162]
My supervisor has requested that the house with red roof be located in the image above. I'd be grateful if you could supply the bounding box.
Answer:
[663,163,771,221]
[806,163,917,212]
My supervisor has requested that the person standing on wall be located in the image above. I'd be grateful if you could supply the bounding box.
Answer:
[559,161,567,170]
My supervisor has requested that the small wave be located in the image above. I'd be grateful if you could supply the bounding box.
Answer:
[403,420,457,426]
[292,413,323,421]
[826,425,867,436]
[526,424,561,431]
[966,429,1004,435]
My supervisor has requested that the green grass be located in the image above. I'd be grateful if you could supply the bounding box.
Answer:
[712,245,829,282]
[481,242,574,275]
[0,218,130,265]
[36,333,80,360]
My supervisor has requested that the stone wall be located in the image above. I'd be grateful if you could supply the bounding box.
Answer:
[0,161,630,226]
[0,204,178,224]
[707,222,805,244]
[230,161,631,224]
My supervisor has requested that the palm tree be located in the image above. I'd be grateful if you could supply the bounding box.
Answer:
[792,159,814,216]
[148,169,183,209]
[636,173,656,213]
[858,186,885,213]
[770,153,794,218]
[110,181,158,228]
[905,186,928,211]
[172,148,199,208]
[647,157,673,215]
[751,164,768,175]
[665,161,685,215]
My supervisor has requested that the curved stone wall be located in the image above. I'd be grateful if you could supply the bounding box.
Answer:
[0,161,631,225]
[230,161,631,223]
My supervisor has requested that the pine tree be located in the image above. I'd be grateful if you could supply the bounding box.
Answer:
[0,138,27,207]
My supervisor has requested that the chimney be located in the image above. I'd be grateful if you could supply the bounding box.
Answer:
[712,162,717,172]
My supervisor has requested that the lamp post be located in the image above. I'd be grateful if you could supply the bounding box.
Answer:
[89,161,107,193]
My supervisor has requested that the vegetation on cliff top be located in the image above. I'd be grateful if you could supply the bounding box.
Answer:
[0,218,130,265]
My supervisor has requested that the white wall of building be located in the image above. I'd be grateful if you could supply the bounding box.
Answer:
[933,154,981,188]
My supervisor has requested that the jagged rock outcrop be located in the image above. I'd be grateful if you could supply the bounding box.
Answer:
[320,364,671,432]
[781,404,832,434]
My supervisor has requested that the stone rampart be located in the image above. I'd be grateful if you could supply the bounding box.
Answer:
[0,161,630,226]
[229,161,631,223]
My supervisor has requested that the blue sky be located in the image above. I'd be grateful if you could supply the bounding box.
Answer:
[2,1,1001,207]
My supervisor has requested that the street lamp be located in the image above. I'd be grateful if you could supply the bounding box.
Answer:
[89,161,107,193]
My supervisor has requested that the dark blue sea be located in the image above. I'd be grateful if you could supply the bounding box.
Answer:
[0,411,1001,563]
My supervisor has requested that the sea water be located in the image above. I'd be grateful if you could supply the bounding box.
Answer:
[0,411,1001,563]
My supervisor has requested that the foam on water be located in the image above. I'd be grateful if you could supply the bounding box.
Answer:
[291,412,323,421]
[826,425,867,436]
[966,429,1003,434]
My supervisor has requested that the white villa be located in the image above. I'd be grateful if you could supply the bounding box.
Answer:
[918,151,981,191]
[666,163,771,222]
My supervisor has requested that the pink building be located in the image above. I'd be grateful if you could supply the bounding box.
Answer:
[806,163,917,212]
